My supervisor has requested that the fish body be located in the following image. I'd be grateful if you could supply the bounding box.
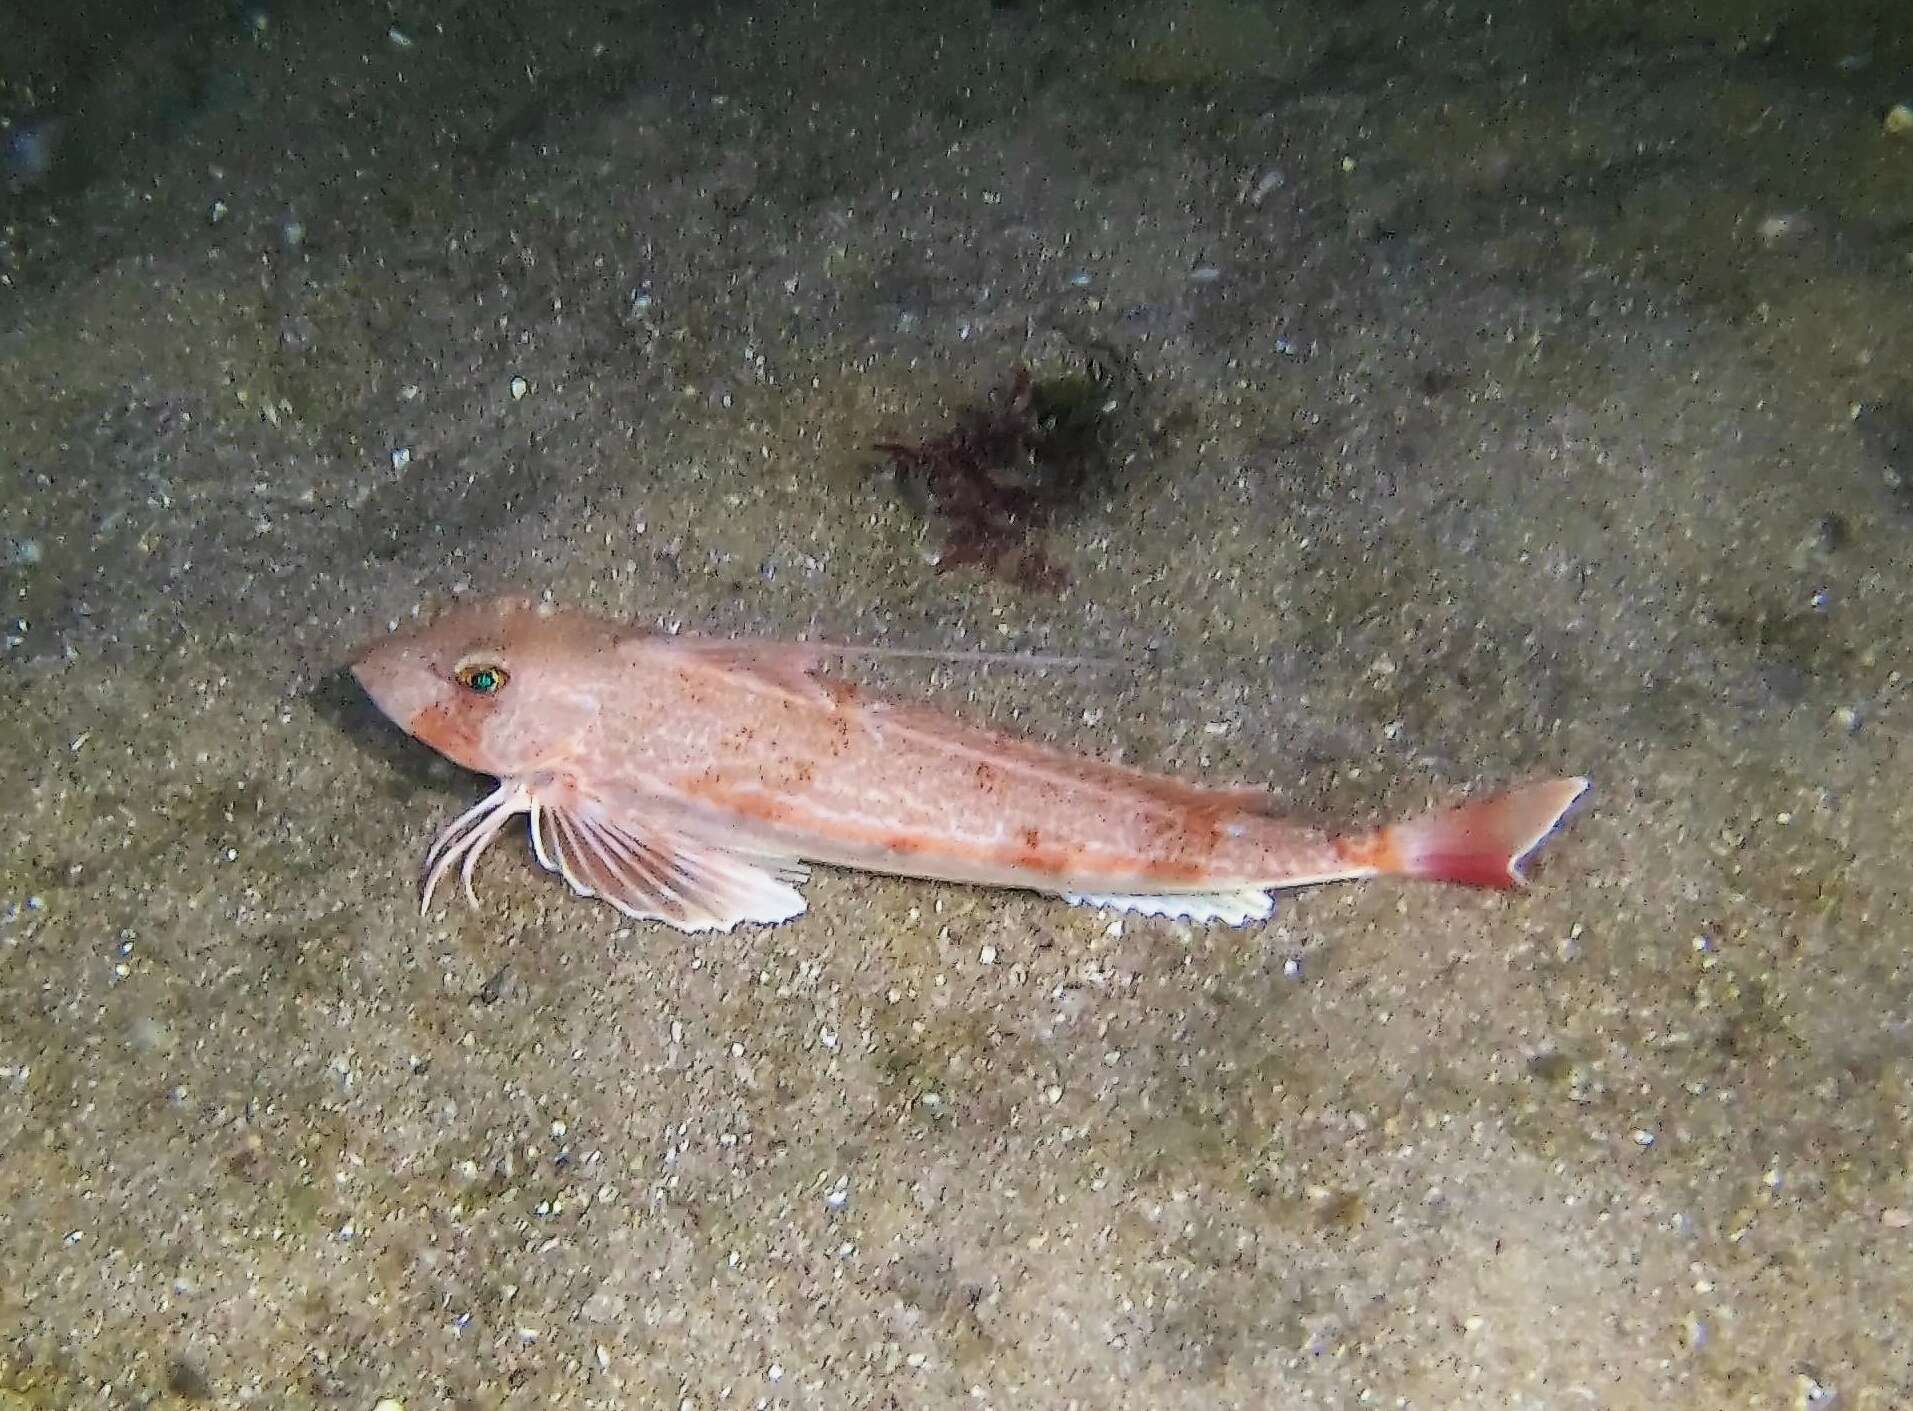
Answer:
[351,597,1588,932]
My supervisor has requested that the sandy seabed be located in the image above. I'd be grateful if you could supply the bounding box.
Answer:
[3,2,1910,1407]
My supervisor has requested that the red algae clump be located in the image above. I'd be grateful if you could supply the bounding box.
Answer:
[876,363,1119,590]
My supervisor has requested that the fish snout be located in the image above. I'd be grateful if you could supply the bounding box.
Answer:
[351,636,451,736]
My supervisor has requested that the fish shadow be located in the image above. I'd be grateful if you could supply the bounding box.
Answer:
[307,665,456,802]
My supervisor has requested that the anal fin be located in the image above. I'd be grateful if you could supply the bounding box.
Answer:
[1061,888,1274,926]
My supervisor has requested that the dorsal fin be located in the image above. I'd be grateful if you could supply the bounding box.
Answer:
[863,699,1272,817]
[636,633,1119,709]
[632,635,840,705]
[810,642,1120,671]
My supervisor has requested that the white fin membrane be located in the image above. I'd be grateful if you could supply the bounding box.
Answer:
[529,795,808,934]
[1060,888,1275,925]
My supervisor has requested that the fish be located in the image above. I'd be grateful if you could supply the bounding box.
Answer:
[350,596,1589,933]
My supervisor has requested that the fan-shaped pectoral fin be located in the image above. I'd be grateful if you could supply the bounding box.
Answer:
[527,788,808,933]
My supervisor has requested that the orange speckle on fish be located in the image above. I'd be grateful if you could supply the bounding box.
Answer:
[1333,830,1394,874]
[1134,856,1212,884]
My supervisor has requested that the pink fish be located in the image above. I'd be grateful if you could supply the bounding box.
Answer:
[351,597,1588,933]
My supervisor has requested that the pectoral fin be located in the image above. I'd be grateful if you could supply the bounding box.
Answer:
[528,790,808,933]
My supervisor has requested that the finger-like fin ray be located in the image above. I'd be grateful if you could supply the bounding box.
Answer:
[420,780,534,912]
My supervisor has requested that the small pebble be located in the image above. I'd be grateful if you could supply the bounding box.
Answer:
[1243,167,1286,206]
[1787,513,1845,570]
[581,1290,622,1323]
[165,1358,212,1400]
[1885,103,1913,137]
[1756,211,1813,248]
[510,376,529,400]
[1796,1373,1837,1409]
[1810,512,1848,553]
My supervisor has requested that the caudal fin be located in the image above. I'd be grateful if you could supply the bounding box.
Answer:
[1361,777,1590,890]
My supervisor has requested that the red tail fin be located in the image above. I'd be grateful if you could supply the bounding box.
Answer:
[1360,777,1589,890]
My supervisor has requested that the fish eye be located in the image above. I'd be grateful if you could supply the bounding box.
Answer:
[454,661,509,695]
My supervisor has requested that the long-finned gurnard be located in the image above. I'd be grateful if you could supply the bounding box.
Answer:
[351,597,1589,933]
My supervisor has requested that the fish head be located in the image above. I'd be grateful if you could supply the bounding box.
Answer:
[351,596,620,777]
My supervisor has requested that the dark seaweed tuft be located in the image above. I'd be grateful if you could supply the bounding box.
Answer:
[876,359,1123,590]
